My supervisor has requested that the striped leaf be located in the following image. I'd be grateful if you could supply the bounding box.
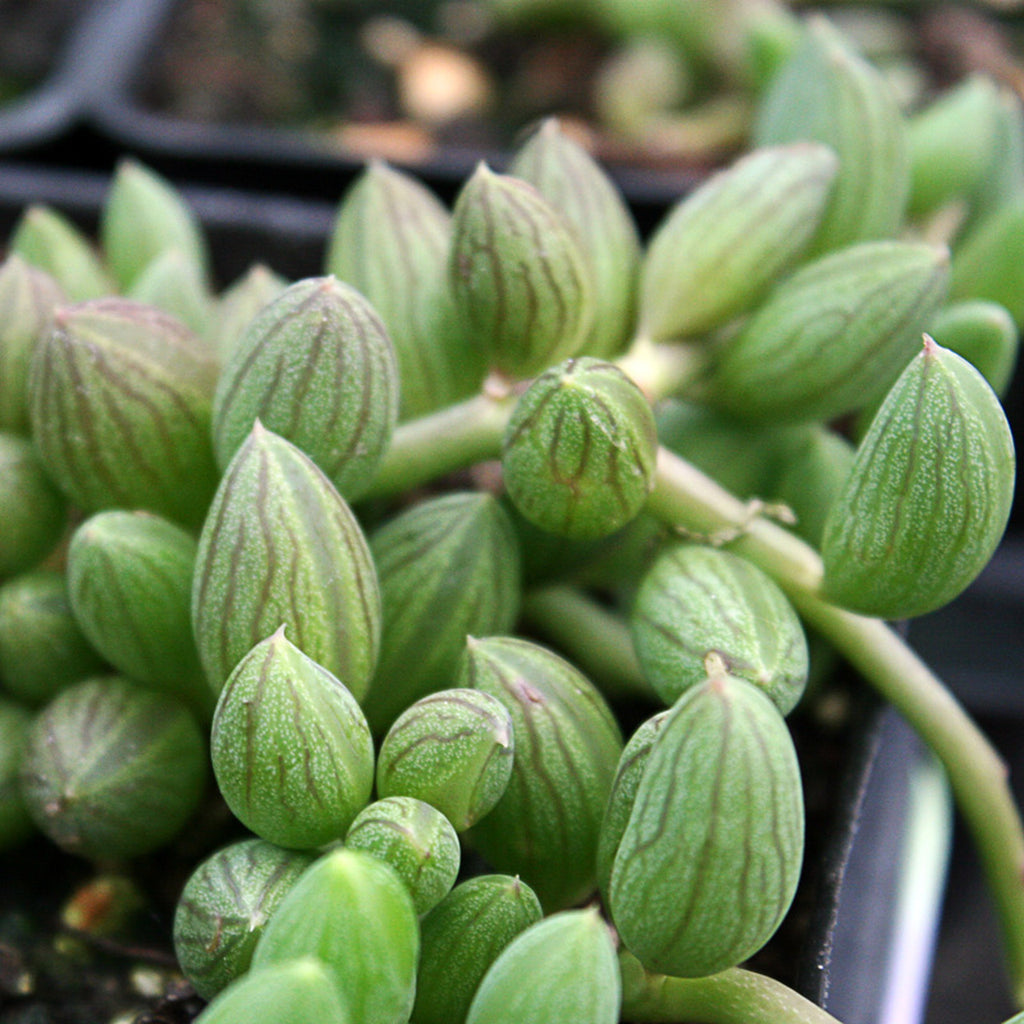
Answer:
[450,164,595,379]
[28,298,220,530]
[460,636,623,912]
[192,422,381,698]
[610,671,804,978]
[362,492,521,734]
[213,276,399,501]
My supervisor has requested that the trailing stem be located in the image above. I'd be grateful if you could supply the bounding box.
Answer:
[619,951,846,1024]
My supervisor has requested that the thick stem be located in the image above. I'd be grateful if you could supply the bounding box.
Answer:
[619,952,845,1024]
[520,585,656,703]
[363,391,511,500]
[652,445,1024,1007]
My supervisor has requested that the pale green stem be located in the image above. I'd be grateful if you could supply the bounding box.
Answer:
[520,585,656,703]
[363,391,512,500]
[614,335,706,404]
[651,445,1024,1009]
[619,952,845,1024]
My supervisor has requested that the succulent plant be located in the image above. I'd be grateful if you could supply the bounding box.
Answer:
[412,874,543,1024]
[362,492,522,734]
[194,957,350,1024]
[28,298,220,530]
[449,164,595,378]
[705,240,950,424]
[211,628,375,848]
[0,255,65,436]
[192,422,381,698]
[0,697,34,851]
[213,276,399,501]
[345,796,461,915]
[823,336,1016,619]
[376,688,514,832]
[631,543,809,714]
[173,838,315,999]
[0,433,67,579]
[252,846,419,1024]
[465,907,621,1024]
[459,636,623,911]
[0,569,107,706]
[609,665,804,978]
[326,161,486,419]
[502,357,658,541]
[67,510,212,717]
[510,118,641,358]
[19,676,207,860]
[639,143,838,341]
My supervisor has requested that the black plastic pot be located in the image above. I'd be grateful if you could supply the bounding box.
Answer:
[0,161,951,1023]
[0,0,124,156]
[78,0,703,224]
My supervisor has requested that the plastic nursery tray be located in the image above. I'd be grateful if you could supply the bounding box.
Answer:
[0,0,123,155]
[0,160,949,1022]
[77,0,704,219]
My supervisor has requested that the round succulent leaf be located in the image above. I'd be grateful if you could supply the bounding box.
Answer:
[28,298,220,530]
[640,143,838,341]
[502,357,658,541]
[100,158,210,292]
[362,491,521,734]
[0,569,107,706]
[631,543,808,714]
[596,709,671,899]
[173,837,315,999]
[0,698,34,851]
[194,957,351,1024]
[252,846,419,1024]
[376,688,514,832]
[213,276,399,501]
[465,907,620,1024]
[211,628,375,849]
[326,161,486,418]
[345,796,461,916]
[192,422,381,698]
[822,337,1016,618]
[412,874,542,1024]
[449,163,595,378]
[706,240,950,424]
[9,205,114,302]
[460,636,623,912]
[609,672,804,978]
[510,118,641,358]
[19,676,207,860]
[0,435,67,580]
[754,14,910,253]
[951,194,1024,328]
[67,511,212,718]
[0,256,65,435]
